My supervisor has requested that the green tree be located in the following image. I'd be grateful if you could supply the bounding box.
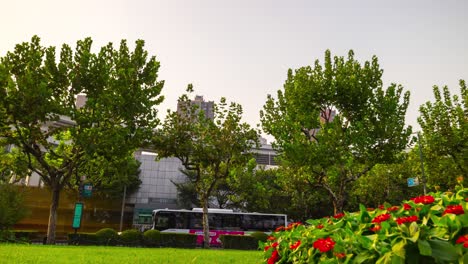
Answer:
[261,50,412,214]
[0,185,28,231]
[418,80,467,181]
[152,88,258,248]
[0,36,163,243]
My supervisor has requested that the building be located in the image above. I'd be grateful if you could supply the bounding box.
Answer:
[177,95,214,120]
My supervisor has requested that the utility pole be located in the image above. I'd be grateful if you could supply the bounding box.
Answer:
[416,132,427,195]
[119,185,127,232]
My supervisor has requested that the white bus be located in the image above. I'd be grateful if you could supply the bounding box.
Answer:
[152,208,287,246]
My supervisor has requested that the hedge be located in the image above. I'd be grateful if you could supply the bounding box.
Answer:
[220,234,261,250]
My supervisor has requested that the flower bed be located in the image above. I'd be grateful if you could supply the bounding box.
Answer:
[262,188,468,263]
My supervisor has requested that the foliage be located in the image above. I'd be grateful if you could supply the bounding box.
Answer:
[251,231,269,242]
[220,235,261,250]
[119,229,141,245]
[152,87,258,248]
[260,50,412,214]
[262,187,468,263]
[67,232,99,245]
[95,228,118,245]
[0,36,163,243]
[159,233,197,248]
[0,244,263,264]
[143,229,161,247]
[0,185,28,230]
[349,162,422,210]
[418,80,468,181]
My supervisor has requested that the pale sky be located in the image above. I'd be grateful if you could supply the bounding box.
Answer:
[1,0,467,141]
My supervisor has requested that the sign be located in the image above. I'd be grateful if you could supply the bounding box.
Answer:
[407,177,419,187]
[189,230,244,246]
[83,183,93,198]
[72,202,83,229]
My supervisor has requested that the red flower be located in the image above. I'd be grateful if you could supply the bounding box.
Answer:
[290,240,301,250]
[333,213,345,219]
[465,197,468,202]
[456,234,468,244]
[275,226,285,232]
[411,195,435,204]
[272,242,279,248]
[285,222,302,230]
[403,203,412,210]
[316,224,324,229]
[387,206,399,212]
[367,208,375,211]
[268,249,280,264]
[313,237,336,253]
[334,252,346,259]
[370,225,381,232]
[267,236,276,241]
[396,215,418,225]
[264,241,279,251]
[372,213,391,224]
[442,205,465,215]
[378,205,385,210]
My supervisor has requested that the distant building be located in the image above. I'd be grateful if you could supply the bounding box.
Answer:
[177,95,214,120]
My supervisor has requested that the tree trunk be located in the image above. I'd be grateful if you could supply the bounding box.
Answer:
[202,197,210,249]
[46,185,60,244]
[332,196,345,215]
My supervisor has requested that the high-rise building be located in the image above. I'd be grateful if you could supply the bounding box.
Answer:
[177,95,214,120]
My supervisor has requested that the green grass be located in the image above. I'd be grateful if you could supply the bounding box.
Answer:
[0,244,263,264]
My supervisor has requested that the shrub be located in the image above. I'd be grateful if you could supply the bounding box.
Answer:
[0,185,28,230]
[250,231,269,242]
[143,229,161,247]
[119,229,141,246]
[220,235,259,250]
[0,230,15,242]
[160,233,197,248]
[67,233,99,245]
[262,187,468,263]
[95,228,118,245]
[14,230,39,242]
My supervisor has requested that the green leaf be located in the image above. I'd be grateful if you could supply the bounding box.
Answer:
[408,222,420,242]
[418,239,432,256]
[392,239,406,258]
[428,239,459,262]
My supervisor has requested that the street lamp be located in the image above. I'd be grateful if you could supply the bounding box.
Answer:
[414,132,427,195]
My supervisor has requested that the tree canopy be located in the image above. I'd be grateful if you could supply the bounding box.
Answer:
[261,50,412,214]
[0,36,164,243]
[418,80,467,184]
[152,87,258,248]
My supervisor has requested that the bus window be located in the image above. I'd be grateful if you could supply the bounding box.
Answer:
[154,212,175,230]
[220,214,241,230]
[189,212,203,229]
[174,212,189,229]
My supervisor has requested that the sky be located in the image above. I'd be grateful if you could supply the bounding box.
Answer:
[1,0,467,142]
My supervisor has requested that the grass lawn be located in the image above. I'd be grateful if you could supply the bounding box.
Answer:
[0,244,263,264]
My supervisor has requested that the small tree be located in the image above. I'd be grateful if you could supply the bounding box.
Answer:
[418,80,467,180]
[0,36,163,243]
[152,87,258,248]
[261,50,412,214]
[0,185,28,231]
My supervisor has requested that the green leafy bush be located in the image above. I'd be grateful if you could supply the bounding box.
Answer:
[143,229,161,247]
[160,233,197,248]
[262,187,468,263]
[67,233,99,245]
[251,231,269,242]
[120,229,141,246]
[220,235,259,250]
[0,185,28,230]
[95,228,118,245]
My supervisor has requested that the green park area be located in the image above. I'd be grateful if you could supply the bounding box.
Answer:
[0,244,262,264]
[0,10,468,264]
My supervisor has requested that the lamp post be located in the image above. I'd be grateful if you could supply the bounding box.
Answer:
[415,132,427,195]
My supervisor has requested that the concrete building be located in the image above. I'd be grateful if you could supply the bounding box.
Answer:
[177,95,214,120]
